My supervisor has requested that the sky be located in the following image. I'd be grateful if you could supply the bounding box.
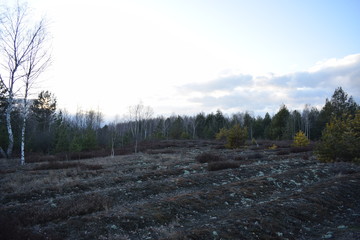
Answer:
[3,0,360,119]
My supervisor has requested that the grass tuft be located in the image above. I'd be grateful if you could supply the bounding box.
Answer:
[276,150,290,155]
[196,152,224,163]
[33,161,103,171]
[207,161,239,171]
[247,153,263,160]
[290,145,313,153]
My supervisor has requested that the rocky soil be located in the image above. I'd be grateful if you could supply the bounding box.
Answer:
[0,140,359,240]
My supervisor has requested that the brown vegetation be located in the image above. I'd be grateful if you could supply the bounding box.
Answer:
[1,140,359,240]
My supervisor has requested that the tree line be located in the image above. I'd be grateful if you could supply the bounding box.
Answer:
[1,86,358,162]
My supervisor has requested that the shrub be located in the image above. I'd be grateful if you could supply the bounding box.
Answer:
[33,161,78,170]
[216,124,247,149]
[234,155,245,161]
[268,144,278,150]
[207,161,239,171]
[195,152,223,163]
[247,153,263,160]
[215,127,229,141]
[292,131,310,147]
[316,111,360,162]
[251,138,259,147]
[290,145,313,153]
[180,132,191,139]
[276,150,290,155]
[33,161,103,170]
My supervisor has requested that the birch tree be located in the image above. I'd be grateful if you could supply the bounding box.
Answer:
[302,104,311,139]
[128,102,153,153]
[0,2,51,161]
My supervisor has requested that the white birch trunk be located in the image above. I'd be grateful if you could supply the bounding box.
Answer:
[20,81,30,165]
[20,113,27,165]
[5,97,14,158]
[111,136,115,157]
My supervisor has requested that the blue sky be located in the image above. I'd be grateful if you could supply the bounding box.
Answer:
[4,0,360,118]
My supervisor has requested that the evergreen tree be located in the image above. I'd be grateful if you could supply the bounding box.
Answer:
[0,81,6,111]
[243,112,254,139]
[54,111,71,153]
[292,131,310,147]
[204,113,216,138]
[216,124,247,149]
[317,87,358,138]
[214,110,227,133]
[195,113,206,138]
[268,105,290,140]
[0,82,7,157]
[153,118,166,139]
[253,116,264,139]
[263,112,272,139]
[308,107,321,140]
[82,129,97,151]
[29,91,57,153]
[316,111,360,162]
[169,116,184,139]
[330,87,358,117]
[31,91,57,131]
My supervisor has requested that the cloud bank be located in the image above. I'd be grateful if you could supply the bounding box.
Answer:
[180,53,360,116]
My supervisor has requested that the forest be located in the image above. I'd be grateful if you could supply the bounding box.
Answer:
[0,84,359,163]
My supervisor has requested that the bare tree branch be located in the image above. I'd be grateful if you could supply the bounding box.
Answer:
[0,2,51,161]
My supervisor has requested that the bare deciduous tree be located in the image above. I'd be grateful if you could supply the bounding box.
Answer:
[0,2,51,162]
[128,102,153,153]
[302,104,311,139]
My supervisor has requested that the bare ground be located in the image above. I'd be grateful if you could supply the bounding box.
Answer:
[0,140,359,240]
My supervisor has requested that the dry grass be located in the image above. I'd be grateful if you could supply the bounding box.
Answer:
[207,161,239,171]
[276,150,290,155]
[195,152,224,163]
[247,152,264,159]
[1,140,359,240]
[290,145,314,153]
[33,161,103,171]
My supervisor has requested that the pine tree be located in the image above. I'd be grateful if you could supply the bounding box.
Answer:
[316,111,360,162]
[292,131,310,147]
[216,124,247,149]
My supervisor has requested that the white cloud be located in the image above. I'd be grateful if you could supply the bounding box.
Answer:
[309,54,360,73]
[178,53,360,116]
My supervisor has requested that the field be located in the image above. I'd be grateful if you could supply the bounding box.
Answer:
[1,140,360,240]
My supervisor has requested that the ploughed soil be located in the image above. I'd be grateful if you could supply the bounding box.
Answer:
[0,140,360,240]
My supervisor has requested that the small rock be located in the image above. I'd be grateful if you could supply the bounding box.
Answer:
[337,225,347,229]
[212,231,218,236]
[183,170,190,175]
[322,231,333,239]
